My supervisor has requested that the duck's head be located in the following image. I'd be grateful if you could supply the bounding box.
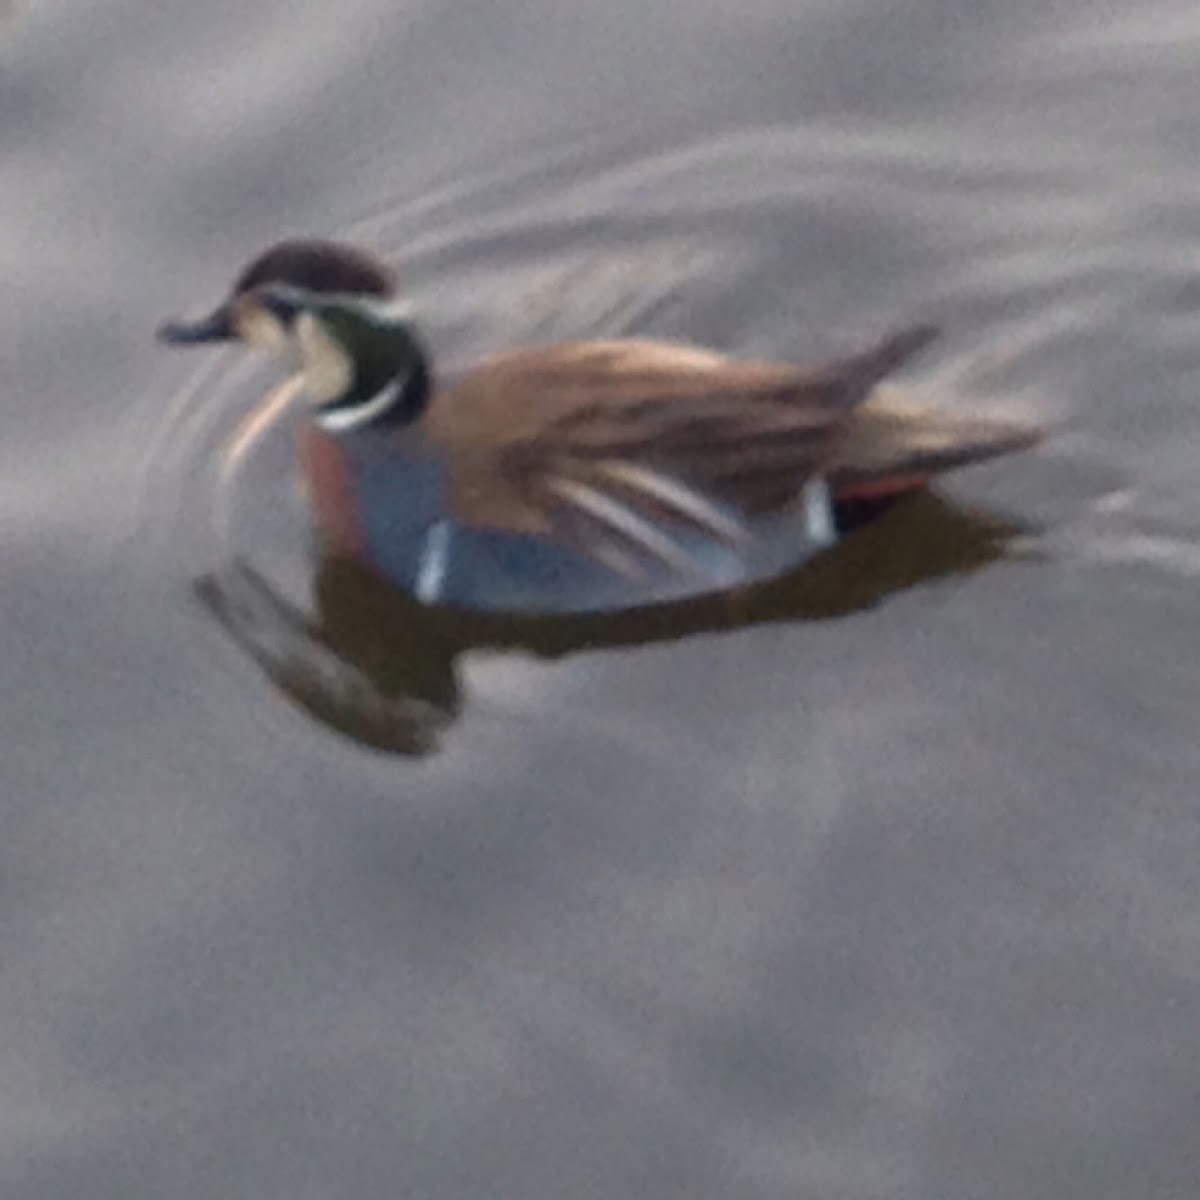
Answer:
[157,238,398,351]
[159,239,428,431]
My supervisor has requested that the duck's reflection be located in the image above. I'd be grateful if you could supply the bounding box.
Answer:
[194,491,1027,755]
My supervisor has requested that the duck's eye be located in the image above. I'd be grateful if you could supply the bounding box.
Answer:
[250,286,309,327]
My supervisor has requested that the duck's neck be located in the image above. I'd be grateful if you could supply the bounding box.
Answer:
[302,311,431,435]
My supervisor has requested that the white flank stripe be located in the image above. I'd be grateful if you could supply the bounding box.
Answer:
[802,477,835,547]
[547,477,698,577]
[415,519,452,604]
[596,461,751,548]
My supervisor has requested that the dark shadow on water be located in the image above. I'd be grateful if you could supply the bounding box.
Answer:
[194,491,1030,756]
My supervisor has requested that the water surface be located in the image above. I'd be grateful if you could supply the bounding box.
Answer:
[4,1,1200,1196]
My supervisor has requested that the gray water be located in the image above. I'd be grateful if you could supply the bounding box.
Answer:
[5,1,1200,1196]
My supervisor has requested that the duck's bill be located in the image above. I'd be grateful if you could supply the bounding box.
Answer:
[156,303,234,345]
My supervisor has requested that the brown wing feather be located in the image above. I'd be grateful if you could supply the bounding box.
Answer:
[427,330,936,536]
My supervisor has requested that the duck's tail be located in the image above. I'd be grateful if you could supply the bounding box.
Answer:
[831,392,1042,500]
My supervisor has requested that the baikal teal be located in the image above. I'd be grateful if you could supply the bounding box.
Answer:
[158,239,1040,615]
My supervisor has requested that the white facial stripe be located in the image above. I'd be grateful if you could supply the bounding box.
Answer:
[314,376,405,434]
[369,297,415,321]
[262,288,412,333]
[802,476,835,547]
[289,290,410,318]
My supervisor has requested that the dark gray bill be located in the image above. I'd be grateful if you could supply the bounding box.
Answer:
[156,303,234,345]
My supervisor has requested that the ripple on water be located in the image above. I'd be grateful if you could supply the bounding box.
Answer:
[133,132,1056,754]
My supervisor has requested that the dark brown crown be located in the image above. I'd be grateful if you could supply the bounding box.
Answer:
[232,238,397,299]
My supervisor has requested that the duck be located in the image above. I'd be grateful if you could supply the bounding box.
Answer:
[158,238,1039,614]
